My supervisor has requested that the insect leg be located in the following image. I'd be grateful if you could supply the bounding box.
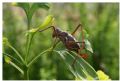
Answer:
[52,38,60,49]
[71,47,83,68]
[71,53,79,70]
[69,41,85,68]
[71,24,82,36]
[78,47,88,58]
[71,24,84,48]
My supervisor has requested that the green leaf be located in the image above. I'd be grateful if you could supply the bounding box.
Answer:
[54,50,98,80]
[39,15,54,29]
[77,29,93,53]
[28,3,50,24]
[13,3,50,29]
[36,3,50,10]
[17,3,30,15]
[26,14,54,36]
[84,39,93,53]
[30,3,49,14]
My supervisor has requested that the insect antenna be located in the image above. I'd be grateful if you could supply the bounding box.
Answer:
[39,26,55,32]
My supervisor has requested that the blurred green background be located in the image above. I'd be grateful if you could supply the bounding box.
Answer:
[3,3,119,80]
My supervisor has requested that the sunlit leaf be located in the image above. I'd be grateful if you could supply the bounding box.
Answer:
[84,39,93,53]
[54,50,98,80]
[77,28,93,53]
[39,15,54,29]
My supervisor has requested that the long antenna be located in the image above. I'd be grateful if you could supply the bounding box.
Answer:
[71,24,82,35]
[39,26,55,32]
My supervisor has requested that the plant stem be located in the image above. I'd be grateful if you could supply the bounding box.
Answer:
[24,13,31,80]
[25,15,31,64]
[27,16,30,30]
[25,34,33,63]
[24,66,29,80]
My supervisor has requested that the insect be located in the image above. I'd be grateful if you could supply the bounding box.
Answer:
[39,24,88,67]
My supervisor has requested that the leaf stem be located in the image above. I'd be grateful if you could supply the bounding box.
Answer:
[27,47,52,67]
[8,45,24,64]
[27,39,60,67]
[3,52,23,65]
[9,61,24,75]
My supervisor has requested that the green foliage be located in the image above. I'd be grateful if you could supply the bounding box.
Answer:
[84,39,93,53]
[4,55,24,74]
[15,3,50,29]
[3,3,51,80]
[55,50,98,80]
[3,3,119,80]
[3,37,10,46]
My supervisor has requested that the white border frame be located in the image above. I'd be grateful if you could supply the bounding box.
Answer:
[1,1,120,81]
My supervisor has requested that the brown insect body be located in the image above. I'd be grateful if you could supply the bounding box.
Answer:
[39,24,87,60]
[52,27,80,53]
